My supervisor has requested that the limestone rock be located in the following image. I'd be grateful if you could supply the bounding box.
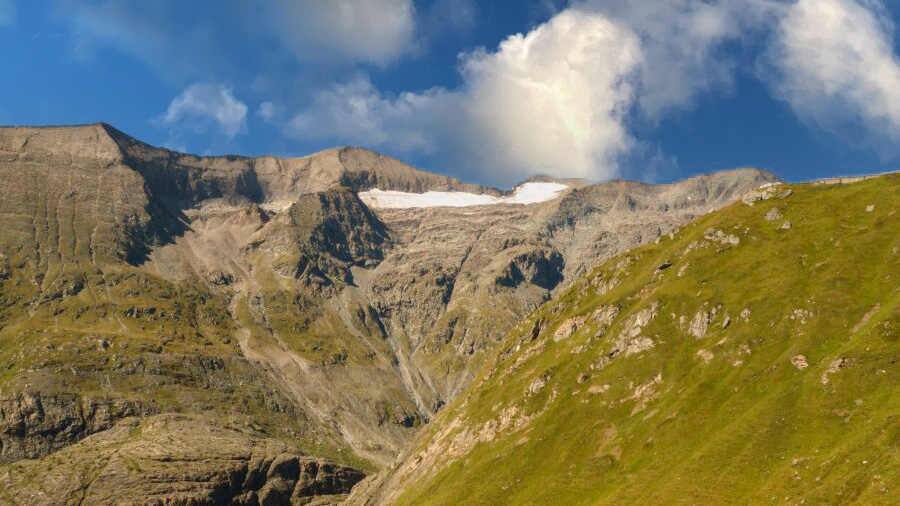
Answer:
[765,207,784,221]
[0,414,364,505]
[689,306,719,339]
[552,315,588,342]
[704,228,740,247]
[0,393,155,463]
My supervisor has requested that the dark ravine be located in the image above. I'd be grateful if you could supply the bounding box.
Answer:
[0,123,780,503]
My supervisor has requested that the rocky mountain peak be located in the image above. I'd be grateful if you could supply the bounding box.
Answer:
[0,123,794,503]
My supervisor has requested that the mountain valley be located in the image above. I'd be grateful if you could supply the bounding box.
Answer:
[0,124,895,505]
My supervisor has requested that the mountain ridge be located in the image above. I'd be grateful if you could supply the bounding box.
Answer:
[0,123,785,504]
[352,174,899,505]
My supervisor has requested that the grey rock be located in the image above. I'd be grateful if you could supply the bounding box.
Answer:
[0,414,364,505]
[0,393,155,463]
[764,207,783,221]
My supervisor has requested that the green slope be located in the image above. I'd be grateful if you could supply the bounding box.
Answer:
[388,175,899,506]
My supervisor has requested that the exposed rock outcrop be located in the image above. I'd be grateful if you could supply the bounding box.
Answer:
[0,414,365,505]
[0,393,154,463]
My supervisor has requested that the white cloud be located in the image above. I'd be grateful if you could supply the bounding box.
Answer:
[576,0,778,117]
[285,4,776,185]
[267,0,417,66]
[288,76,439,153]
[765,0,900,154]
[156,83,248,139]
[278,0,900,184]
[256,101,285,122]
[456,10,642,181]
[0,0,15,26]
[289,9,643,184]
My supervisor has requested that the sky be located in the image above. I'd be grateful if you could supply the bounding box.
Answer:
[2,0,900,188]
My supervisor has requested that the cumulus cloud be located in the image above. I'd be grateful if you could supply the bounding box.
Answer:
[287,5,775,184]
[288,10,643,184]
[456,10,642,181]
[289,76,441,153]
[577,0,778,117]
[267,0,417,66]
[0,0,15,26]
[765,0,900,155]
[156,83,248,139]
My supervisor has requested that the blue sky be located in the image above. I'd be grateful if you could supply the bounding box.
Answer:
[2,0,900,188]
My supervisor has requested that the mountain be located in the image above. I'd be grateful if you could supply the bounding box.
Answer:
[0,124,778,503]
[351,174,900,505]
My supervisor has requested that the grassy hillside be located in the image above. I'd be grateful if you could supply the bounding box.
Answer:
[384,175,899,505]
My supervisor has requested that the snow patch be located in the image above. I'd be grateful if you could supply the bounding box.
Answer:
[359,182,569,209]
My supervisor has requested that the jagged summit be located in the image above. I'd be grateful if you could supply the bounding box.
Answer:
[0,123,781,206]
[0,123,498,200]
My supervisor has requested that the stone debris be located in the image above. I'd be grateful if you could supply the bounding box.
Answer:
[866,204,875,212]
[742,185,792,206]
[821,357,850,385]
[689,305,721,339]
[689,311,710,339]
[704,228,740,247]
[765,208,784,221]
[552,315,588,342]
[740,308,751,322]
[610,302,659,356]
[779,221,792,230]
[789,309,813,325]
[592,275,621,295]
[624,373,663,415]
[791,355,809,370]
[677,262,690,277]
[592,305,621,327]
[696,349,714,363]
[528,377,547,395]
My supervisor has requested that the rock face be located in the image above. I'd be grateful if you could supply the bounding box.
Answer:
[0,124,779,500]
[0,393,154,463]
[0,414,364,505]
